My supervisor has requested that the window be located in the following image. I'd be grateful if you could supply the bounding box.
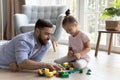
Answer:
[25,0,120,53]
[26,0,66,5]
[83,0,120,52]
[58,0,77,44]
[86,0,108,44]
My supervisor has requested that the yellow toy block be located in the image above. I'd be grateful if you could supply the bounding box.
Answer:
[63,62,69,67]
[44,68,49,74]
[38,69,43,75]
[69,67,74,70]
[52,70,57,75]
[46,72,54,78]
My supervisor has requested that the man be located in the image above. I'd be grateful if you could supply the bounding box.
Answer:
[0,19,57,71]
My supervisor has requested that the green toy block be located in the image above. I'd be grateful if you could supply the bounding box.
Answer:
[59,72,69,78]
[87,69,91,72]
[86,69,91,75]
[79,69,83,73]
[86,72,91,75]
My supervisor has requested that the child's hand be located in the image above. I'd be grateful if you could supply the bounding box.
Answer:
[74,53,81,59]
[68,50,74,56]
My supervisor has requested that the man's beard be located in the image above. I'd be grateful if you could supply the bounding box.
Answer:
[38,35,49,45]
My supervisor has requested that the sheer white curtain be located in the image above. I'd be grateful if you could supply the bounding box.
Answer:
[0,0,3,40]
[37,0,56,5]
[25,0,40,5]
[25,0,66,5]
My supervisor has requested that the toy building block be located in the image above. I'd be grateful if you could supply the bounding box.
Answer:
[69,67,74,70]
[55,73,60,77]
[38,69,43,74]
[62,62,69,67]
[74,68,79,72]
[38,68,56,78]
[86,69,91,75]
[59,71,69,78]
[38,69,45,76]
[86,72,91,75]
[65,67,70,70]
[38,63,91,78]
[44,68,49,74]
[79,69,83,73]
[67,68,79,74]
[68,70,74,74]
[52,70,57,75]
[46,72,54,78]
[87,69,91,72]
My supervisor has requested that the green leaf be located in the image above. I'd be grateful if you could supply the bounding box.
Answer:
[116,9,120,16]
[100,0,120,19]
[111,0,120,8]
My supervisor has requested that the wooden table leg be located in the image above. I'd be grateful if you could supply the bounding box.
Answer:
[108,33,113,55]
[95,32,101,57]
[52,41,56,52]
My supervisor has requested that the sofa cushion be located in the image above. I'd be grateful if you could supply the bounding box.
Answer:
[20,24,56,34]
[22,5,66,25]
[20,24,35,33]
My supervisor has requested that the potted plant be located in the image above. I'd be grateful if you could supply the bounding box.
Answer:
[100,0,120,31]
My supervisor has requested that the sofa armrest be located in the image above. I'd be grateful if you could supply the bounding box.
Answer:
[51,13,65,41]
[14,14,29,34]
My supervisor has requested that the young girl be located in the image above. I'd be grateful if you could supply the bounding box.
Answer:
[54,9,91,69]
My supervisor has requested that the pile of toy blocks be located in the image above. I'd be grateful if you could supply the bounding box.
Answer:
[38,62,91,78]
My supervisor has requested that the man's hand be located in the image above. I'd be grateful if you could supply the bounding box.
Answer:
[44,63,55,70]
[9,62,20,71]
[44,63,62,70]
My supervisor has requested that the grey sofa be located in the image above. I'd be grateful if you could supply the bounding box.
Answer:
[14,5,66,52]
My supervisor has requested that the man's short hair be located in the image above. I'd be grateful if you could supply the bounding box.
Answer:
[35,19,53,29]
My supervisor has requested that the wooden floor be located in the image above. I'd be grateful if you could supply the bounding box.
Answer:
[0,44,120,80]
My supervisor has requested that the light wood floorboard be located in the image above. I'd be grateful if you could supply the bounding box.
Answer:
[0,44,120,80]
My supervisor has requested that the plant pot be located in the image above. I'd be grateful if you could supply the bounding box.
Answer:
[105,20,120,31]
